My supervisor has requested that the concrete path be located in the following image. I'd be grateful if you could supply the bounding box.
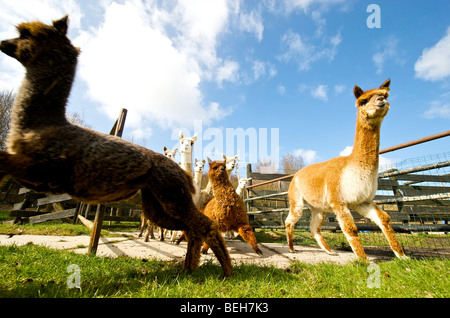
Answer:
[0,232,379,268]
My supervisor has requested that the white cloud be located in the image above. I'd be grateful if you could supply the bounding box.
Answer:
[415,26,450,81]
[339,146,353,156]
[238,9,264,42]
[372,37,404,74]
[293,148,319,165]
[252,60,277,80]
[277,84,286,95]
[423,100,450,119]
[0,0,82,91]
[334,84,345,94]
[311,84,328,101]
[73,0,240,136]
[277,28,342,71]
[216,60,240,86]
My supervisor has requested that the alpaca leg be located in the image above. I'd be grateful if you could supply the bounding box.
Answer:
[183,229,202,272]
[187,213,231,276]
[356,202,407,259]
[310,208,335,255]
[201,221,232,276]
[144,224,155,242]
[237,224,263,255]
[332,203,366,259]
[285,200,304,252]
[159,227,165,241]
[138,216,145,237]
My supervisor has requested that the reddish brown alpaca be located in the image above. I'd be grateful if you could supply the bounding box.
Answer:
[0,16,232,276]
[202,159,262,255]
[285,79,407,260]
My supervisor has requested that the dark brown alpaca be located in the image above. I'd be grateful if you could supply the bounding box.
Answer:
[202,159,262,255]
[0,16,232,276]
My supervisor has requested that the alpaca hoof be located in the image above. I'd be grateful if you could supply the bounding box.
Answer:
[289,248,296,253]
[255,248,263,255]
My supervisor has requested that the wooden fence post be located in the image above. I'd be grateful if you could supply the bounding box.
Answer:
[88,204,105,255]
[87,108,128,255]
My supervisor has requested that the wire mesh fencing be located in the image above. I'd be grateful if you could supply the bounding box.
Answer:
[245,151,450,258]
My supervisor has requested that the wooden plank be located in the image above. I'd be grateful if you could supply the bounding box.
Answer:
[28,208,77,224]
[85,215,141,222]
[77,214,94,230]
[389,174,450,183]
[36,193,73,206]
[10,210,47,217]
[88,204,105,255]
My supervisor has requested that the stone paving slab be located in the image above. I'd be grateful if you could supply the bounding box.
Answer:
[0,233,378,268]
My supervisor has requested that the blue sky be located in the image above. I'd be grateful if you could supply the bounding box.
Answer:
[0,0,449,177]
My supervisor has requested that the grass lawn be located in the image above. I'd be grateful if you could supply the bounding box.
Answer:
[1,242,449,298]
[1,209,449,299]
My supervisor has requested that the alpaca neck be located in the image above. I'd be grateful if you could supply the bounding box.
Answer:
[226,169,233,181]
[211,175,233,198]
[194,171,203,188]
[180,151,193,173]
[349,115,382,171]
[236,185,245,196]
[10,62,74,132]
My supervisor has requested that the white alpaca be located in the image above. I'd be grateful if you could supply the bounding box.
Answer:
[194,159,205,189]
[285,79,407,260]
[223,154,238,180]
[179,131,197,175]
[163,146,178,162]
[236,177,251,196]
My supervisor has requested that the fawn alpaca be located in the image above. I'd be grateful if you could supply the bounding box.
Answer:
[202,159,262,255]
[0,16,232,276]
[285,79,407,260]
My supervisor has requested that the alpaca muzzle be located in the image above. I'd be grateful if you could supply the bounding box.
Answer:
[0,39,19,59]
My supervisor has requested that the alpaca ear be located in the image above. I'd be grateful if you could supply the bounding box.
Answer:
[207,157,212,165]
[202,159,206,164]
[53,15,69,35]
[380,79,391,89]
[222,154,226,160]
[192,133,198,141]
[353,85,364,99]
[164,146,167,151]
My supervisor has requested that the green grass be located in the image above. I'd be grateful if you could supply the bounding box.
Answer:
[1,243,449,298]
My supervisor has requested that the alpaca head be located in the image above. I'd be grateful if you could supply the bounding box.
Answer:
[353,79,390,126]
[222,154,238,172]
[194,159,206,173]
[179,131,197,154]
[238,178,251,189]
[163,146,178,162]
[0,15,79,68]
[207,158,228,182]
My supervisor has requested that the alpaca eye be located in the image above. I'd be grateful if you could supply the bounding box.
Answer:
[360,99,368,105]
